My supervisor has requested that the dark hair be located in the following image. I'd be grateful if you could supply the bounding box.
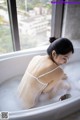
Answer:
[49,37,57,43]
[47,37,74,56]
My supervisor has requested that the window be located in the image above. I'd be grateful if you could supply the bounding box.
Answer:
[0,0,13,54]
[0,0,64,54]
[16,0,52,50]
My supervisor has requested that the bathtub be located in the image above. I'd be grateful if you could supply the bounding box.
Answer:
[0,47,80,120]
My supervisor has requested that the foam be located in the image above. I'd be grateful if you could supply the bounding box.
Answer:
[0,61,80,111]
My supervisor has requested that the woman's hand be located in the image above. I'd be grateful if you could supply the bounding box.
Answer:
[62,73,68,80]
[59,94,71,101]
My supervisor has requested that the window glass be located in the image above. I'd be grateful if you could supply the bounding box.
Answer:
[0,0,13,54]
[16,0,52,50]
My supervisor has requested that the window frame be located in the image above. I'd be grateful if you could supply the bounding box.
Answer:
[7,0,64,52]
[51,1,64,38]
[7,0,20,51]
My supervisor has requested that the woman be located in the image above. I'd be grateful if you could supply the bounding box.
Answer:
[18,37,74,108]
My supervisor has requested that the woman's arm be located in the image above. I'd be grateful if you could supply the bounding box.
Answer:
[62,73,68,80]
[42,67,64,93]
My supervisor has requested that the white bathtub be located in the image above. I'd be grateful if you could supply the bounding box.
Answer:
[0,47,80,120]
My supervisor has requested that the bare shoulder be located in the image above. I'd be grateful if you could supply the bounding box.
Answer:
[41,55,56,68]
[57,66,64,73]
[54,66,64,80]
[29,55,42,64]
[39,55,64,77]
[32,55,41,60]
[27,55,41,69]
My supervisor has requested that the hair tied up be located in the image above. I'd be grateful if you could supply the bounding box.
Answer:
[49,37,57,43]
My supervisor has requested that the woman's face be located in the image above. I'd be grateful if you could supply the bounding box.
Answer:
[52,51,72,65]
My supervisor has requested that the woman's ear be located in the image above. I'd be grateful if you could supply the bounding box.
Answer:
[52,50,57,58]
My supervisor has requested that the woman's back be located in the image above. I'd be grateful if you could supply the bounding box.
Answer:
[18,55,64,108]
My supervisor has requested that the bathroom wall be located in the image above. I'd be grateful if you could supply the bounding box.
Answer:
[62,0,80,47]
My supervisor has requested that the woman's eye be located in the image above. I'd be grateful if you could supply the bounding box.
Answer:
[63,58,66,60]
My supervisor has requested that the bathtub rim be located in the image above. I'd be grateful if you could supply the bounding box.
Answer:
[0,47,79,61]
[9,96,80,119]
[0,46,47,61]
